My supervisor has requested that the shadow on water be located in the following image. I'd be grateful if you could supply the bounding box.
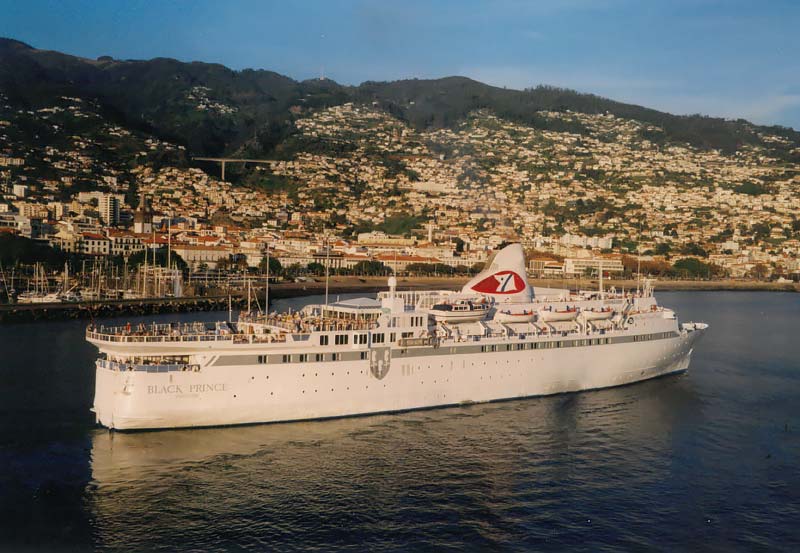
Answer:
[0,292,798,551]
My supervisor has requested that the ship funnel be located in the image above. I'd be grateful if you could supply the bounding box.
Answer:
[461,243,532,303]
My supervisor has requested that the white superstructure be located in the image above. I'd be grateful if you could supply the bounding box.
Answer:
[87,244,708,430]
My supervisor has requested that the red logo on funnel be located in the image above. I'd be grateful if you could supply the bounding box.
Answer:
[471,271,526,294]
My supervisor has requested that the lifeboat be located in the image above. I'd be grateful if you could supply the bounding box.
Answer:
[581,307,615,321]
[494,308,535,323]
[429,299,490,323]
[537,306,578,322]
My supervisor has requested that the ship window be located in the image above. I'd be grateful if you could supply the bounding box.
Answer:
[390,333,396,343]
[334,334,349,345]
[282,354,290,363]
[320,335,329,346]
[373,333,384,344]
[299,354,308,363]
[360,351,368,360]
[258,355,268,364]
[402,331,413,338]
[316,353,323,362]
[331,353,340,361]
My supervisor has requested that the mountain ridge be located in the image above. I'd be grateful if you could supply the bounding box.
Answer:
[1,37,799,160]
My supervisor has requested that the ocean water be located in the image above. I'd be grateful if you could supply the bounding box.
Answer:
[0,292,798,552]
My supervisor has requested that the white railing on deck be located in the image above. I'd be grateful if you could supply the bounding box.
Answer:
[86,322,233,344]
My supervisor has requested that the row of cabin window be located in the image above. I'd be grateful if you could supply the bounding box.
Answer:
[319,332,392,346]
[479,338,613,352]
[390,316,426,327]
[258,352,369,364]
[633,332,673,342]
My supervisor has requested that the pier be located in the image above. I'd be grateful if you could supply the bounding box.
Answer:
[0,295,240,324]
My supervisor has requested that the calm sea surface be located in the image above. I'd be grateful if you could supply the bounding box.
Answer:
[0,292,798,552]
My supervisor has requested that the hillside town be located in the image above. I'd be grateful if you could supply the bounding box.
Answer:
[2,93,800,285]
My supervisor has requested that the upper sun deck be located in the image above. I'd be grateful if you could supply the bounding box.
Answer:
[86,297,386,348]
[86,321,235,344]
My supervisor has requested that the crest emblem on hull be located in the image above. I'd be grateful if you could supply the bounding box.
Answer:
[370,348,391,380]
[470,270,526,295]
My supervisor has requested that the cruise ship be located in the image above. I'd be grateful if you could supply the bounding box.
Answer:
[87,244,708,430]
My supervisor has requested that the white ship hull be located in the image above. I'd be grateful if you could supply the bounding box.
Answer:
[93,328,703,430]
[87,243,708,431]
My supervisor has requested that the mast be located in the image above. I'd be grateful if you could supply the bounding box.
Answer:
[167,218,172,270]
[246,272,251,313]
[324,234,330,306]
[599,258,604,300]
[637,253,641,294]
[265,242,270,314]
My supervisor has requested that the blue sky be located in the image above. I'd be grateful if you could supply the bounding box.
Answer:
[2,0,799,129]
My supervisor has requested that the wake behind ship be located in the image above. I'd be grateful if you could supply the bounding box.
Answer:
[87,244,708,430]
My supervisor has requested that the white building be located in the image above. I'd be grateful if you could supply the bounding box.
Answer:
[564,256,624,276]
[99,194,121,225]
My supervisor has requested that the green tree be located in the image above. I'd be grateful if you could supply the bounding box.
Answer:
[351,260,392,276]
[306,261,325,275]
[258,256,282,275]
[681,242,708,257]
[0,234,68,268]
[654,242,672,256]
[672,257,713,278]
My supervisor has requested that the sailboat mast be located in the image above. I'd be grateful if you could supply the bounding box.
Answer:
[324,235,330,307]
[265,243,270,314]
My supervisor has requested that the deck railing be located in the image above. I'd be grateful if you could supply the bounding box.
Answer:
[86,322,234,344]
[96,359,200,372]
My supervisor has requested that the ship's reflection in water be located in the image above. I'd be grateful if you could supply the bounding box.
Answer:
[88,374,701,551]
